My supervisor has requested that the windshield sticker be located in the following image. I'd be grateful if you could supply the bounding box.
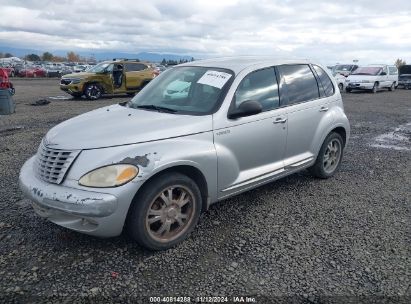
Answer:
[197,70,232,89]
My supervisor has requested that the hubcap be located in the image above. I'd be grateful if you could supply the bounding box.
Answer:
[145,185,195,243]
[323,139,342,174]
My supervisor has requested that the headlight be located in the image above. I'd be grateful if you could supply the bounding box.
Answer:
[71,78,83,84]
[79,164,139,188]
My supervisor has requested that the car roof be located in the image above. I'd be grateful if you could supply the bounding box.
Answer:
[178,56,312,75]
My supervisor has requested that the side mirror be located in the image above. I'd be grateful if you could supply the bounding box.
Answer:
[228,100,262,119]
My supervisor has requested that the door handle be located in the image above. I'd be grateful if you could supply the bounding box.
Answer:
[273,117,287,124]
[319,106,329,112]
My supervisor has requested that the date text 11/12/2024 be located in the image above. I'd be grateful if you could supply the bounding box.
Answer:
[149,296,257,302]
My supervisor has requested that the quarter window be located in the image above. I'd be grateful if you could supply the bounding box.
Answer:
[234,68,279,112]
[313,65,335,97]
[279,64,320,105]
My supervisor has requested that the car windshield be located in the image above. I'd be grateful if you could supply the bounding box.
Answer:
[334,65,352,71]
[351,67,382,76]
[129,66,234,115]
[87,62,111,73]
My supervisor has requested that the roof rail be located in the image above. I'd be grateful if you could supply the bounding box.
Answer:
[112,58,140,62]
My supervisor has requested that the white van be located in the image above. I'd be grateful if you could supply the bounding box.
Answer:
[346,64,398,93]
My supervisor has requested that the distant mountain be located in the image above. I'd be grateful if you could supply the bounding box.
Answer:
[0,45,194,62]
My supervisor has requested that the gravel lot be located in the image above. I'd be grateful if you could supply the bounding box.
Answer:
[0,79,410,303]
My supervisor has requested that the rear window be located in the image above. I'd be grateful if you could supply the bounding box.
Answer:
[279,64,320,105]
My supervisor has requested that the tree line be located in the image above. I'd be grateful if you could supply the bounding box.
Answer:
[161,57,195,66]
[0,51,83,62]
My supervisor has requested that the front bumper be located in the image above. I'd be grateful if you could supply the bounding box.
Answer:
[19,157,124,237]
[347,82,374,90]
[60,83,83,94]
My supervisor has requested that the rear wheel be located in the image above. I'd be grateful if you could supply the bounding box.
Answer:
[84,83,102,100]
[127,173,202,251]
[372,82,378,93]
[309,132,344,179]
[388,82,395,91]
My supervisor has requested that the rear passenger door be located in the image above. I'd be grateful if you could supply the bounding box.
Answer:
[277,64,335,168]
[124,63,149,89]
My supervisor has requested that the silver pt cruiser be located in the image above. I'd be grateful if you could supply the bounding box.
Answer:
[19,57,350,250]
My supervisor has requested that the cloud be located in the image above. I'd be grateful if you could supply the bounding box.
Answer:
[0,0,410,64]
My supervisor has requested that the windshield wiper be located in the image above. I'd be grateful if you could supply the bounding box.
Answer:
[136,104,178,113]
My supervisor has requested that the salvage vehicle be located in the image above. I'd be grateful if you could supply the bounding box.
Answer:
[19,57,350,250]
[346,64,398,93]
[0,64,15,77]
[59,59,157,99]
[398,65,411,89]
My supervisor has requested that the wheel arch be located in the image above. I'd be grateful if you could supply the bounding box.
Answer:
[134,164,209,213]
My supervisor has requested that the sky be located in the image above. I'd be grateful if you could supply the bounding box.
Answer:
[0,0,410,65]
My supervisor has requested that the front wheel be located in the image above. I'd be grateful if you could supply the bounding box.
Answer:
[309,132,344,179]
[127,173,202,251]
[84,83,102,100]
[372,82,378,93]
[338,83,344,92]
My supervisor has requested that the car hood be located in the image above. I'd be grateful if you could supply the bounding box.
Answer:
[62,72,95,79]
[45,105,213,150]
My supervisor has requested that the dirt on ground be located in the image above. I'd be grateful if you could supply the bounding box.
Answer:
[0,79,410,303]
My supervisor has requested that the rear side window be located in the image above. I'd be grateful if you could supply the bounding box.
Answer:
[125,63,147,72]
[313,65,335,97]
[389,67,398,75]
[234,67,279,112]
[279,65,319,105]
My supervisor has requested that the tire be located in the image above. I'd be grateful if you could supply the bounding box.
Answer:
[84,83,102,100]
[338,83,344,92]
[10,71,15,77]
[345,88,352,93]
[371,82,378,93]
[309,132,344,179]
[388,82,395,91]
[127,172,202,251]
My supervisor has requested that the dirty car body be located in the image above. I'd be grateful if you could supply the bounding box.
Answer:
[20,57,350,250]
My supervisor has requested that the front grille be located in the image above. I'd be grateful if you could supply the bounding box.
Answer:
[60,79,71,85]
[36,144,80,184]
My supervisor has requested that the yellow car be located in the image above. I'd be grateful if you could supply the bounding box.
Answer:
[60,59,158,99]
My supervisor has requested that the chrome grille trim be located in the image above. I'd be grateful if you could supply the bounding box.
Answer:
[35,143,80,184]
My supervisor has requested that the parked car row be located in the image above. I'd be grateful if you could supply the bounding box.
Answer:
[0,61,96,78]
[330,63,406,93]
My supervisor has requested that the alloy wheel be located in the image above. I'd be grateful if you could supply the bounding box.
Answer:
[323,139,342,174]
[145,185,196,243]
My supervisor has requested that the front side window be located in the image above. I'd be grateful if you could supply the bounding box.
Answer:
[87,62,111,73]
[129,66,233,115]
[279,65,319,105]
[388,67,397,75]
[234,68,279,112]
[313,65,335,97]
